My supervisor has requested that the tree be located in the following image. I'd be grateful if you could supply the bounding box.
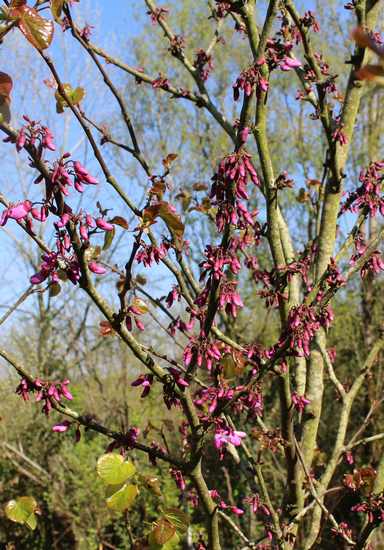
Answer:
[0,0,384,548]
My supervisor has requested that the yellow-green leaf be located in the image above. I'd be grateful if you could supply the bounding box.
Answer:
[25,513,37,530]
[50,0,65,21]
[5,496,38,530]
[131,297,149,315]
[97,453,136,485]
[55,84,85,113]
[103,225,115,250]
[106,483,138,512]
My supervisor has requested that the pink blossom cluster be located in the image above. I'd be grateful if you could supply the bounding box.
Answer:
[16,377,73,415]
[210,151,259,231]
[341,161,384,216]
[281,304,332,357]
[194,49,214,81]
[350,232,384,279]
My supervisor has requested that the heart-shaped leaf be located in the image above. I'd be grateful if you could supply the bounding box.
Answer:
[5,496,38,530]
[148,531,180,549]
[13,6,54,50]
[143,201,184,250]
[163,507,190,534]
[151,518,176,545]
[97,453,136,485]
[106,483,139,511]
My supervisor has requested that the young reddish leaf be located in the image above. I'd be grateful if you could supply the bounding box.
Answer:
[143,201,184,250]
[149,180,166,198]
[49,282,61,297]
[151,518,176,545]
[9,0,27,7]
[0,72,13,101]
[14,6,54,50]
[162,153,178,169]
[50,0,65,21]
[108,216,129,229]
[192,182,208,191]
[0,72,12,123]
[352,28,384,57]
[99,320,115,337]
[355,64,384,82]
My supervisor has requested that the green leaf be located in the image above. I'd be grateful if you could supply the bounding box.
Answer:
[14,6,54,50]
[97,453,136,485]
[25,513,37,530]
[103,225,115,250]
[163,507,190,534]
[152,518,176,545]
[55,83,85,113]
[5,497,38,530]
[106,483,138,512]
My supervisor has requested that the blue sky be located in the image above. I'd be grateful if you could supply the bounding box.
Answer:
[0,0,361,332]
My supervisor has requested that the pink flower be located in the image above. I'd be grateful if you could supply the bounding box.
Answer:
[16,128,26,151]
[60,380,73,400]
[96,218,114,231]
[52,420,71,432]
[214,429,246,449]
[131,374,154,397]
[88,261,107,275]
[230,506,244,515]
[291,391,310,412]
[0,200,32,226]
[73,161,98,184]
[280,57,302,71]
[239,127,249,143]
[42,127,56,151]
